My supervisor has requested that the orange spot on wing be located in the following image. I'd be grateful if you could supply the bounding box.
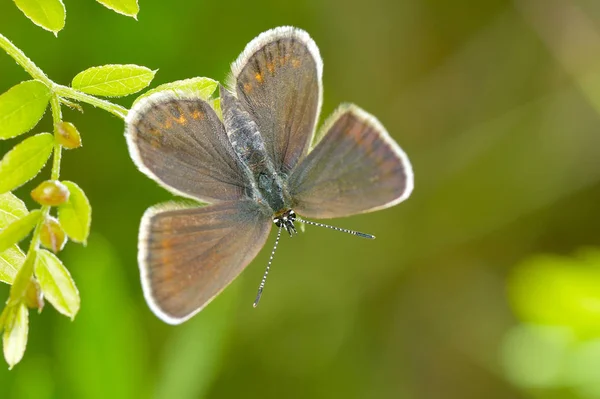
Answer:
[243,83,253,93]
[164,119,173,129]
[175,114,187,125]
[279,54,290,66]
[266,61,275,74]
[191,109,205,120]
[291,58,301,68]
[254,72,263,83]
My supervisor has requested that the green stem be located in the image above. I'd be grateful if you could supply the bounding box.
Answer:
[53,85,128,119]
[0,33,51,86]
[50,95,62,180]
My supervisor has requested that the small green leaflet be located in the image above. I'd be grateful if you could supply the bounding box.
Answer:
[35,249,80,319]
[72,65,156,97]
[134,77,218,106]
[58,182,91,244]
[95,0,139,18]
[0,210,42,253]
[0,246,25,285]
[0,133,54,194]
[0,193,28,286]
[13,0,65,35]
[2,303,29,369]
[0,81,51,140]
[0,193,28,229]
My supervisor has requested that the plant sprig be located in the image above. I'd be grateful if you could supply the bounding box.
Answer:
[0,32,149,369]
[0,30,220,369]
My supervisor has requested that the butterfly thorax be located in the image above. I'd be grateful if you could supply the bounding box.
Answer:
[221,86,290,214]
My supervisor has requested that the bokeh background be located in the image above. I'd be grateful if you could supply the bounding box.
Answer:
[1,0,600,398]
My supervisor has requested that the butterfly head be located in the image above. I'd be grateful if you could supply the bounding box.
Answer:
[273,209,297,236]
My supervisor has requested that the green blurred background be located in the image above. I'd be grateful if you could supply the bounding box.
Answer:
[2,0,600,398]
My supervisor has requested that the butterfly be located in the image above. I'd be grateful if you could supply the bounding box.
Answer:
[125,26,413,324]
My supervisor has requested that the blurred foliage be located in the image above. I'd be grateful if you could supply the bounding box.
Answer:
[503,250,600,398]
[0,15,152,366]
[0,0,600,398]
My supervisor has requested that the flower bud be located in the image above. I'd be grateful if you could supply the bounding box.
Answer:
[39,217,67,253]
[25,278,44,311]
[55,121,82,149]
[31,180,70,206]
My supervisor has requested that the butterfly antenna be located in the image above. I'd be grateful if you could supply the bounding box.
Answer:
[295,217,375,239]
[253,225,283,308]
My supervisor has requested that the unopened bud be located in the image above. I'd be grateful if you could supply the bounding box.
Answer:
[55,121,82,149]
[39,217,67,253]
[31,180,70,206]
[25,278,44,311]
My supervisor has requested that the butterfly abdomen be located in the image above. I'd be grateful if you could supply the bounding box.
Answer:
[220,85,289,213]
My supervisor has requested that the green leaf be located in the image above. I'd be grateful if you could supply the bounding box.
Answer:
[14,0,66,35]
[0,133,54,194]
[0,210,42,253]
[0,245,25,285]
[133,77,218,106]
[0,81,51,140]
[58,182,91,244]
[95,0,139,18]
[72,65,156,97]
[9,255,36,307]
[34,249,79,318]
[2,303,29,369]
[13,0,65,35]
[0,193,28,229]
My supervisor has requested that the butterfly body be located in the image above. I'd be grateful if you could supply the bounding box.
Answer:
[125,26,413,324]
[220,86,290,216]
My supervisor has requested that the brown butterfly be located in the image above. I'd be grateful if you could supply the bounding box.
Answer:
[125,26,413,324]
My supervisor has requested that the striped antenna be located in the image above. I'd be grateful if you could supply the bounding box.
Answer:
[253,225,283,308]
[295,217,375,239]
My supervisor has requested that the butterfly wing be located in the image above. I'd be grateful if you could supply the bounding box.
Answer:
[230,26,323,174]
[139,200,271,324]
[126,92,252,203]
[288,104,414,219]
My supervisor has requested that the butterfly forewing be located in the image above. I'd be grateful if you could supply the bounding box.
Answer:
[289,104,414,219]
[231,26,323,174]
[126,93,251,203]
[139,200,272,324]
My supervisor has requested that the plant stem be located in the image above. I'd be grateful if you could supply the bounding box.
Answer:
[50,95,62,180]
[53,85,128,119]
[0,33,51,86]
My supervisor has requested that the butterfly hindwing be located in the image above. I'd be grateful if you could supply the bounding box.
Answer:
[289,104,413,219]
[139,200,272,324]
